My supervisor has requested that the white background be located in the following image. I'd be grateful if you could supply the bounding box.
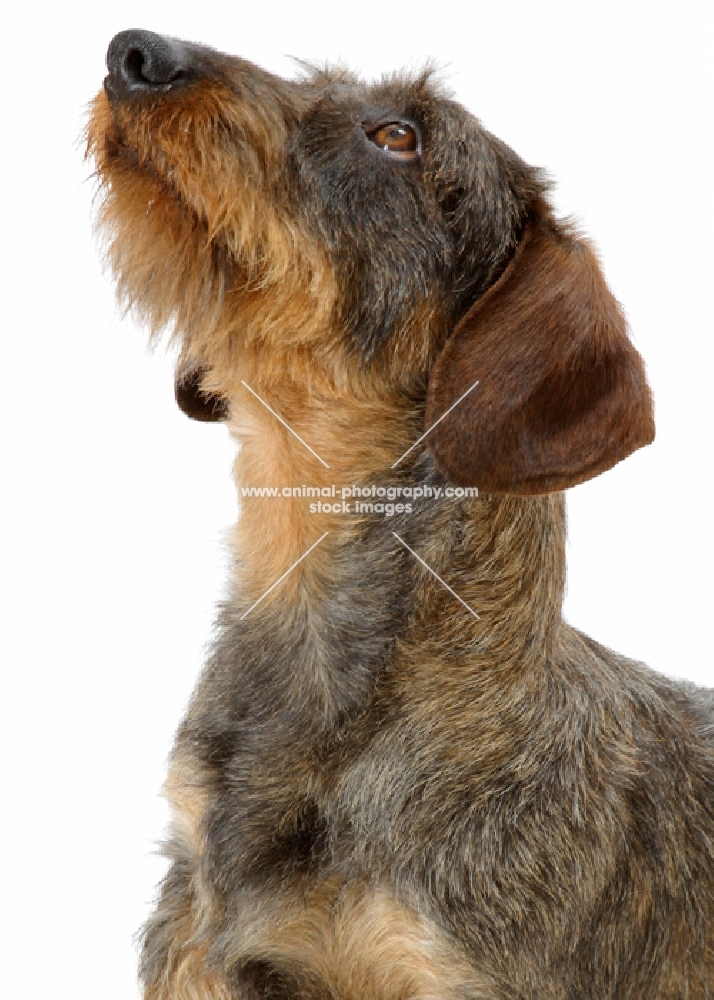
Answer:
[2,1,712,996]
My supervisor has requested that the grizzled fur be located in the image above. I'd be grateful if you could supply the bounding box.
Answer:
[88,29,714,1000]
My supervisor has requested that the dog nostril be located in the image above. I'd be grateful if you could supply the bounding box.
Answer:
[123,44,185,87]
[123,46,149,85]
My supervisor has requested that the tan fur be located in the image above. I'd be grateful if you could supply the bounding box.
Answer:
[226,370,429,604]
[87,88,341,379]
[224,880,494,1000]
[164,755,211,858]
[145,943,233,1000]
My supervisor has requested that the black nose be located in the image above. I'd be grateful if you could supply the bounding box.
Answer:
[105,30,190,99]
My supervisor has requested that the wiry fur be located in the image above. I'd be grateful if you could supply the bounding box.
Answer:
[88,31,714,999]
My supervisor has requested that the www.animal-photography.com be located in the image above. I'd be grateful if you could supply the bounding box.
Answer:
[2,2,713,998]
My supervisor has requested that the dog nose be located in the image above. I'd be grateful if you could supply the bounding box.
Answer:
[105,30,189,99]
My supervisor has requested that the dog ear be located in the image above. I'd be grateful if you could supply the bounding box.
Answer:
[174,368,229,422]
[425,202,655,494]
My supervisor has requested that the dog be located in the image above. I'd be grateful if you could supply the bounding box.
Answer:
[88,29,714,999]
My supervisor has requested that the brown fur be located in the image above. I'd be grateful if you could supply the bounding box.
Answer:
[426,201,655,493]
[88,30,713,1000]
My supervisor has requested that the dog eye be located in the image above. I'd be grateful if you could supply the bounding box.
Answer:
[366,122,420,161]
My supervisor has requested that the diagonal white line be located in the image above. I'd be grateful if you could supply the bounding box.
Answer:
[240,532,330,620]
[241,380,330,469]
[392,532,480,620]
[391,380,480,469]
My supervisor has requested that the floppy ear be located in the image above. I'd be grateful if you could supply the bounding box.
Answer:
[174,367,228,422]
[425,202,655,494]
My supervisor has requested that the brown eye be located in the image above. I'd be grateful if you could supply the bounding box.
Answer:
[366,122,420,161]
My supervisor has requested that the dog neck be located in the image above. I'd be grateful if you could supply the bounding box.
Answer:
[219,389,567,731]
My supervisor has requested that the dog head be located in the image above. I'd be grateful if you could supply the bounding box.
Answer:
[88,30,654,494]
